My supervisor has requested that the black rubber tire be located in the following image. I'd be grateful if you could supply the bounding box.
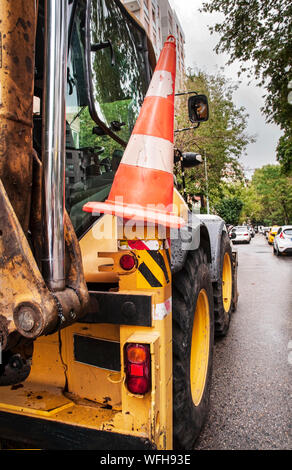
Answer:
[172,248,214,450]
[213,233,233,337]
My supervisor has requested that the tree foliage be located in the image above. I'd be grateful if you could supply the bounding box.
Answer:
[201,0,292,173]
[214,196,244,225]
[174,70,254,204]
[235,165,292,225]
[276,129,292,175]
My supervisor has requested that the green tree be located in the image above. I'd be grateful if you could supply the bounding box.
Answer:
[201,0,292,172]
[240,165,292,225]
[174,70,254,207]
[214,197,244,225]
[239,184,264,224]
[276,130,292,175]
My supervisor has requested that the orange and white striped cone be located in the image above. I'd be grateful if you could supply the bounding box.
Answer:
[83,35,185,228]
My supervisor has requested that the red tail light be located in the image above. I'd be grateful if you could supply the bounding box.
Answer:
[120,254,136,271]
[124,344,151,395]
[280,232,284,239]
[244,233,248,236]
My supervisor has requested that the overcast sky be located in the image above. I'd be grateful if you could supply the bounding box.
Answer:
[169,0,283,176]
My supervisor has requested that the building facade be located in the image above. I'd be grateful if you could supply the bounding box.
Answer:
[122,0,185,90]
[159,0,185,90]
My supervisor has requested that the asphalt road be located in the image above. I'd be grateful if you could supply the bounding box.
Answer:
[195,233,292,450]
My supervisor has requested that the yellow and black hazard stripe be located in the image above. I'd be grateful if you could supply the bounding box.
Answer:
[137,249,171,289]
[165,246,171,271]
[138,262,163,288]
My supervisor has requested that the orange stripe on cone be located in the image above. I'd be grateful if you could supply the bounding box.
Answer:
[155,39,176,77]
[132,96,174,142]
[107,164,173,207]
[83,35,185,228]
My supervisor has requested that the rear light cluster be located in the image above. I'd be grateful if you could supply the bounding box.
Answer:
[280,232,285,239]
[119,254,136,271]
[124,343,151,395]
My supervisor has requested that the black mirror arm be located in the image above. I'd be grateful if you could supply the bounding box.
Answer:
[174,149,187,201]
[174,123,200,133]
[175,91,198,97]
[91,40,115,67]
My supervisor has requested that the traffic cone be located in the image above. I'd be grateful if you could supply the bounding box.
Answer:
[83,35,185,228]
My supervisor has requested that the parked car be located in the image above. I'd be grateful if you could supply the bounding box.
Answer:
[227,225,234,239]
[226,224,234,236]
[264,227,271,239]
[248,226,255,238]
[230,226,252,244]
[273,226,292,256]
[261,226,269,236]
[268,225,280,245]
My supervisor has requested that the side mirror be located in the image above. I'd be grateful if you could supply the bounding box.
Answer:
[188,94,209,123]
[230,232,236,239]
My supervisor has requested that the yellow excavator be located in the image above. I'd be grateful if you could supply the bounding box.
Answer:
[0,0,238,450]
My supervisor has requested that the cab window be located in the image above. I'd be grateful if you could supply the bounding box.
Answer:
[89,0,149,140]
[65,0,150,237]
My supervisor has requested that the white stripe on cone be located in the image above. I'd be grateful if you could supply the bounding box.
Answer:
[146,70,174,98]
[121,134,173,173]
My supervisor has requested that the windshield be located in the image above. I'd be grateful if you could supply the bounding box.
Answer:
[65,0,150,237]
[89,0,149,141]
[271,226,279,233]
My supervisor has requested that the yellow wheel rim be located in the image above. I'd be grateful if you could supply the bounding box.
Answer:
[222,253,232,313]
[190,289,210,406]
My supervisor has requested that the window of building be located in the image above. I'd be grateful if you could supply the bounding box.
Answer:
[144,17,150,35]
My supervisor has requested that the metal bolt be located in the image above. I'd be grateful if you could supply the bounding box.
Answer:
[9,354,23,370]
[17,307,35,332]
[121,302,136,319]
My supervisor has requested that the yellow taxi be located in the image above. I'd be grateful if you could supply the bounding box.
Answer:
[268,225,280,244]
